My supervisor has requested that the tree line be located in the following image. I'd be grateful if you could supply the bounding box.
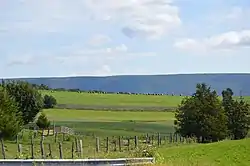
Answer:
[175,83,250,143]
[32,83,179,96]
[0,80,55,140]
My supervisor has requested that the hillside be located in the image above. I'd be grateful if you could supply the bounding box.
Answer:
[7,73,250,96]
[159,138,250,166]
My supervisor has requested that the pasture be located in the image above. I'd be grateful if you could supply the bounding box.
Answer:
[44,109,175,136]
[41,90,184,107]
[0,109,178,160]
[41,90,250,110]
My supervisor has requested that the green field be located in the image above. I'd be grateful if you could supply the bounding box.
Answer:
[44,109,175,136]
[158,138,250,166]
[42,90,250,109]
[42,90,184,107]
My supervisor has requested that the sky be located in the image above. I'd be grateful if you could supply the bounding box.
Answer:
[0,0,250,78]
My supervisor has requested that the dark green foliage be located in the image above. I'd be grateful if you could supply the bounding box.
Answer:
[36,112,50,129]
[43,94,57,109]
[0,89,23,140]
[4,81,43,124]
[222,88,250,140]
[174,83,228,143]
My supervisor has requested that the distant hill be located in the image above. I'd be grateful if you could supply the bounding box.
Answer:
[6,73,250,96]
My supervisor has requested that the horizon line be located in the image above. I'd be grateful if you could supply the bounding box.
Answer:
[1,72,250,79]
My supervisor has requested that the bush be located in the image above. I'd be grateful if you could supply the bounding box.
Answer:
[174,83,228,143]
[4,81,43,124]
[43,95,57,109]
[36,112,50,129]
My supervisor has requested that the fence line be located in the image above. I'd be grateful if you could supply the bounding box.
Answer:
[0,131,192,159]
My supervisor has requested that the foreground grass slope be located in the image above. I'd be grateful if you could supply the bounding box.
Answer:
[44,109,175,136]
[158,138,250,166]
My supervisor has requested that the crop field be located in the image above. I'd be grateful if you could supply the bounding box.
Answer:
[44,109,175,136]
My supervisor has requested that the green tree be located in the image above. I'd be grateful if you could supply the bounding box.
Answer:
[174,83,228,143]
[43,95,57,109]
[222,88,250,140]
[0,89,23,140]
[4,81,43,124]
[36,112,50,129]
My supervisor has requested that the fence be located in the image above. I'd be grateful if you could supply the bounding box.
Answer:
[0,131,190,159]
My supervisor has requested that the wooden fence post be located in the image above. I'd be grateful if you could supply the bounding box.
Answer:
[118,136,122,152]
[151,135,154,145]
[1,139,6,159]
[157,133,161,147]
[127,138,130,151]
[18,144,22,157]
[40,141,44,159]
[134,136,138,149]
[146,133,149,144]
[75,137,78,153]
[48,143,52,159]
[79,139,83,158]
[71,142,74,159]
[16,135,19,144]
[54,132,57,143]
[96,137,100,153]
[106,137,109,152]
[53,121,56,136]
[59,142,63,159]
[114,140,117,151]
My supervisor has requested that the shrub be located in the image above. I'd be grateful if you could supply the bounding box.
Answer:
[43,95,57,109]
[4,80,43,124]
[36,112,50,129]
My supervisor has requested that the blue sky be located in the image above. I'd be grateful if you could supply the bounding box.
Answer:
[0,0,250,78]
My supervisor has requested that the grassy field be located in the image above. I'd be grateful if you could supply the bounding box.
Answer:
[42,90,184,107]
[158,138,250,166]
[42,90,250,109]
[0,109,176,160]
[44,109,175,136]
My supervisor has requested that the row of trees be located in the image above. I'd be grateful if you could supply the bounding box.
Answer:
[32,83,178,96]
[0,80,55,139]
[175,83,250,143]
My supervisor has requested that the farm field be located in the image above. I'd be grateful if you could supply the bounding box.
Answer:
[44,109,175,136]
[42,90,250,109]
[41,90,184,107]
[159,138,250,166]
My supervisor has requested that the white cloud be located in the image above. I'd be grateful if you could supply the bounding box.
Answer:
[174,30,250,52]
[85,0,181,39]
[1,0,181,39]
[88,34,111,46]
